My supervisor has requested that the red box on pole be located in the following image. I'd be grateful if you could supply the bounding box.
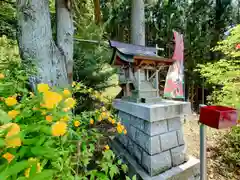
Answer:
[199,105,238,129]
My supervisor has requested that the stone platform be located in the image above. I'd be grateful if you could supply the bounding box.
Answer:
[113,99,200,179]
[110,139,200,180]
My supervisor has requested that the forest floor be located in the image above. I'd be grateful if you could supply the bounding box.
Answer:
[184,114,239,180]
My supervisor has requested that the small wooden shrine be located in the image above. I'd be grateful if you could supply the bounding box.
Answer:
[109,40,175,103]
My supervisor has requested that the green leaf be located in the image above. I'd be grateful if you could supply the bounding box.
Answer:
[81,142,87,151]
[30,170,54,180]
[18,146,29,159]
[95,172,109,180]
[17,177,27,180]
[29,163,37,178]
[0,109,11,124]
[36,136,46,146]
[89,143,95,152]
[100,163,109,174]
[41,159,48,169]
[0,160,29,178]
[132,175,137,180]
[117,159,122,165]
[0,138,5,148]
[31,146,56,159]
[109,165,119,179]
[121,164,128,173]
[125,176,131,180]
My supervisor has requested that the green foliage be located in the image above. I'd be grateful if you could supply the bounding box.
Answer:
[72,1,117,112]
[197,24,240,173]
[0,1,16,39]
[0,65,130,179]
[197,25,240,108]
[0,35,20,66]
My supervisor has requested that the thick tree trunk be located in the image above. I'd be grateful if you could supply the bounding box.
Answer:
[16,0,72,90]
[56,0,74,84]
[131,0,145,46]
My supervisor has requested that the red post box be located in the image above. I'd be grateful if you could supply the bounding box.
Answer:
[199,105,238,129]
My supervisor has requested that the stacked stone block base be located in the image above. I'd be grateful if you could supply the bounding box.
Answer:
[113,99,192,177]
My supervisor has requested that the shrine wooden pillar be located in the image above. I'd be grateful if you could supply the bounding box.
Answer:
[156,69,159,97]
[137,68,141,91]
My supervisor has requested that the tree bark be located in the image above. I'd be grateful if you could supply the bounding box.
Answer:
[56,0,74,84]
[93,0,101,25]
[16,0,73,90]
[131,0,145,46]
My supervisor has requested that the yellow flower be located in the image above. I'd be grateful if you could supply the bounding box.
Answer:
[60,115,69,122]
[24,161,41,178]
[42,91,63,109]
[28,157,37,163]
[63,108,70,112]
[29,92,34,97]
[8,110,19,119]
[117,124,125,134]
[45,115,53,122]
[25,168,30,178]
[64,98,76,109]
[5,96,17,106]
[37,163,41,172]
[2,152,14,163]
[0,73,5,79]
[41,110,47,115]
[123,129,127,135]
[72,81,76,87]
[108,117,112,122]
[74,120,80,127]
[98,116,102,122]
[63,89,71,97]
[111,119,116,125]
[37,83,49,93]
[104,145,110,151]
[101,112,108,119]
[90,119,94,125]
[0,123,21,148]
[6,137,21,148]
[32,107,39,111]
[52,121,67,136]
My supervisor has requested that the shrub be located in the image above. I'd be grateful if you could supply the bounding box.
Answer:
[197,25,240,174]
[0,35,20,67]
[0,67,133,180]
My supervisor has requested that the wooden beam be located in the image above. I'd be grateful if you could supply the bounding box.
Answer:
[134,55,174,63]
[149,72,156,81]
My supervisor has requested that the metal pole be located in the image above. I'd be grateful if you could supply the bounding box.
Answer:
[199,104,207,180]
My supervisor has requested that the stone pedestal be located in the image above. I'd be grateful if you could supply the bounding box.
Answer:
[113,99,198,178]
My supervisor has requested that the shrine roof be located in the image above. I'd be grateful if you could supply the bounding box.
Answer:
[109,40,174,65]
[109,40,156,57]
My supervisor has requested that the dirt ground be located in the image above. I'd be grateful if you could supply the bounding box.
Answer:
[183,114,239,180]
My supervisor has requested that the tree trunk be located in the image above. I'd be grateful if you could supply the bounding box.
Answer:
[131,0,145,46]
[56,0,74,84]
[93,0,101,25]
[16,0,73,90]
